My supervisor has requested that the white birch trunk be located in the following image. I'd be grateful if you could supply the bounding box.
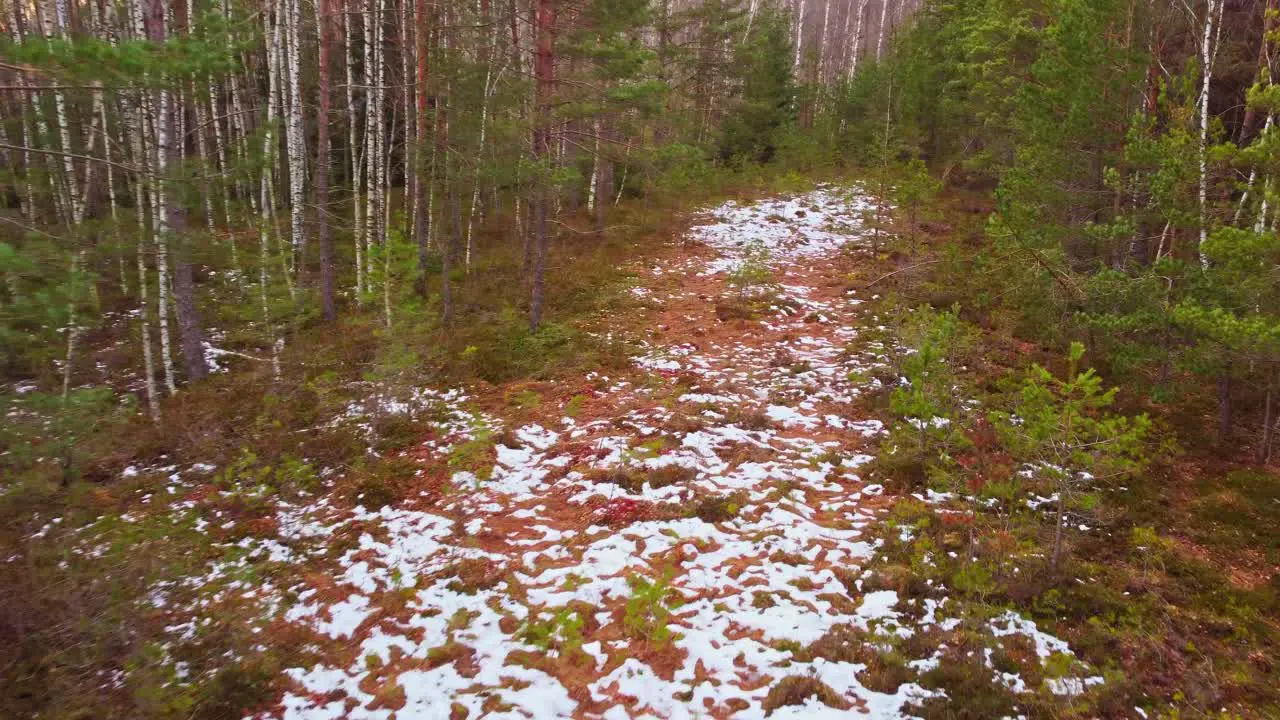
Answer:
[818,0,831,83]
[850,0,867,75]
[744,0,759,41]
[877,0,889,61]
[155,101,177,395]
[49,0,85,226]
[121,4,162,417]
[383,83,393,329]
[345,1,366,299]
[363,0,378,280]
[27,2,66,222]
[793,0,806,72]
[401,0,415,244]
[1197,0,1224,266]
[260,0,284,370]
[267,0,297,299]
[587,120,600,214]
[137,194,161,421]
[285,0,307,263]
[141,36,179,397]
[466,61,500,273]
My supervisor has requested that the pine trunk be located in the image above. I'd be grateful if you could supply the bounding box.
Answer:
[317,0,336,321]
[414,0,432,295]
[530,0,555,331]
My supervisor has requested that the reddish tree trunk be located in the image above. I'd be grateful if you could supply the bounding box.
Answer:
[530,0,555,331]
[436,7,453,324]
[318,0,336,321]
[1240,0,1277,142]
[414,0,431,295]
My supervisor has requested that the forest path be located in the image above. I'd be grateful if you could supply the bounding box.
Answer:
[235,184,948,719]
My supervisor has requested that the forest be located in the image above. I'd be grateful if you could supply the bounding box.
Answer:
[0,0,1277,716]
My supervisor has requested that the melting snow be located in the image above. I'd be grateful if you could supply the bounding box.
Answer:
[132,185,1101,719]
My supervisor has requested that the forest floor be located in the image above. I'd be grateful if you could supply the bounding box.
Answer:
[8,181,1278,720]
[78,183,1109,719]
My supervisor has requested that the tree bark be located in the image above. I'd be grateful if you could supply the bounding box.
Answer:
[317,0,336,322]
[142,0,206,385]
[1217,369,1231,445]
[436,6,454,325]
[345,0,366,301]
[793,0,805,73]
[1239,0,1277,143]
[1197,0,1224,266]
[876,0,889,61]
[414,0,432,296]
[849,0,867,76]
[530,0,555,331]
[284,0,307,270]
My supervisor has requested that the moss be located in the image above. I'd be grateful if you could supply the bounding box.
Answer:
[647,464,697,489]
[506,389,544,410]
[768,551,809,566]
[444,558,504,594]
[797,625,870,664]
[190,658,278,720]
[447,429,497,479]
[869,451,928,494]
[858,651,914,694]
[588,466,645,493]
[723,406,773,430]
[1191,470,1280,565]
[862,563,931,598]
[369,413,421,454]
[426,642,470,669]
[348,456,418,510]
[752,591,778,609]
[563,394,588,418]
[762,676,850,714]
[714,300,755,321]
[912,648,1019,719]
[692,492,746,523]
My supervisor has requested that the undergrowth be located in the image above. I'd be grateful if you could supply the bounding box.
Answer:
[854,185,1280,719]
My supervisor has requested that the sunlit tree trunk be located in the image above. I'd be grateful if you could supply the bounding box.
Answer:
[793,0,805,73]
[876,0,889,61]
[136,175,161,421]
[132,0,178,394]
[260,0,284,374]
[1197,0,1223,266]
[363,0,385,292]
[853,0,869,77]
[595,116,613,233]
[345,0,366,301]
[818,0,831,83]
[284,0,307,269]
[375,0,391,329]
[44,0,84,225]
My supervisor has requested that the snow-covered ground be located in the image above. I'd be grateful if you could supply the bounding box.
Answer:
[82,185,1101,718]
